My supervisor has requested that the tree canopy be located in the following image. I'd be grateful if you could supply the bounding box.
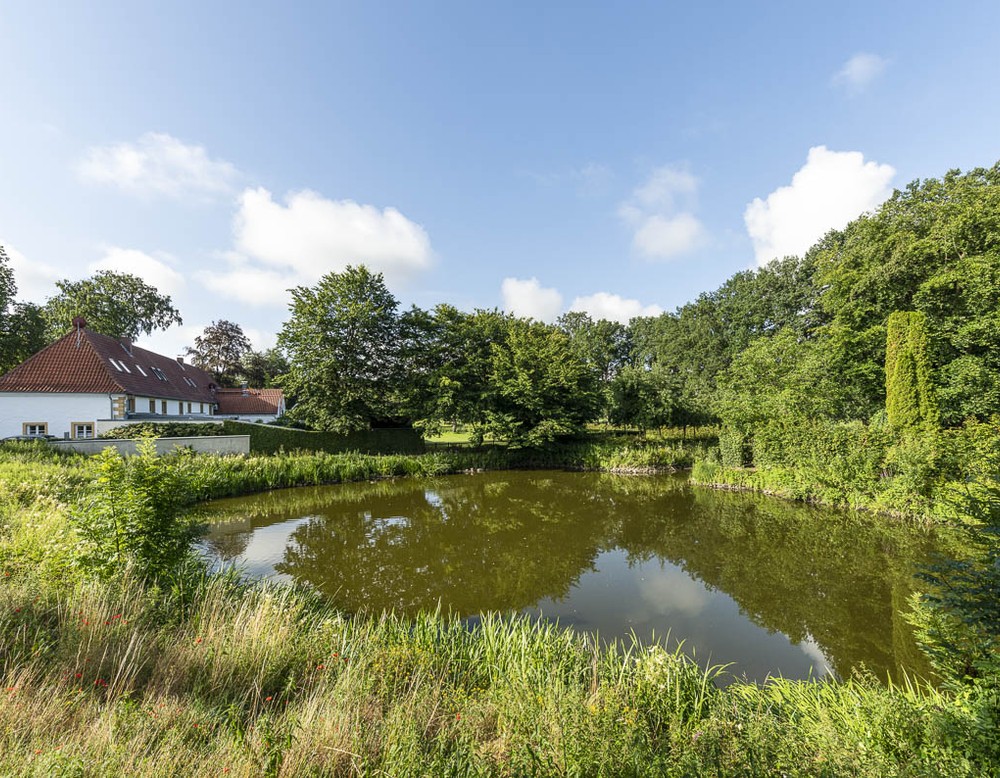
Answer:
[43,270,182,341]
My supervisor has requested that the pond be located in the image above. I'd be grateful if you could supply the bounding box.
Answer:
[198,471,944,683]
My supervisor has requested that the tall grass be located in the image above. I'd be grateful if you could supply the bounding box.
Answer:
[0,569,994,776]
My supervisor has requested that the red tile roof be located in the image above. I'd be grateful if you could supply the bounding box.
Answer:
[215,388,284,415]
[0,326,217,403]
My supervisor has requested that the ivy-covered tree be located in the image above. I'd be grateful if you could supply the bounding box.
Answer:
[43,270,182,341]
[885,311,939,431]
[278,265,402,432]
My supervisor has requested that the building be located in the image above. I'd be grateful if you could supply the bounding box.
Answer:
[0,318,219,439]
[214,387,286,423]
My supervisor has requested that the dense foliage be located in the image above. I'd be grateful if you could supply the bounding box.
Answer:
[0,245,47,374]
[43,270,183,341]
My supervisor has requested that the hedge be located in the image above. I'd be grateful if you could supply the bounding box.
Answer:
[220,420,425,455]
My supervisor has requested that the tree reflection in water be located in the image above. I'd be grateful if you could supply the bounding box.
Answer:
[200,471,945,682]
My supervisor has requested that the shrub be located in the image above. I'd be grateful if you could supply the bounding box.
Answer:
[100,422,227,439]
[71,439,204,581]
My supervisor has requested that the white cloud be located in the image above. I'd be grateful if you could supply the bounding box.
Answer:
[2,243,61,302]
[88,246,185,296]
[619,165,706,260]
[500,277,564,322]
[78,132,238,199]
[832,53,888,94]
[568,292,663,324]
[198,187,434,306]
[744,146,895,265]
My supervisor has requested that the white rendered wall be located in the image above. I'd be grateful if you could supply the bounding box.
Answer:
[0,393,120,439]
[51,435,251,456]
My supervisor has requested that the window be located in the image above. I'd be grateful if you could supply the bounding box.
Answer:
[199,403,204,414]
[22,422,48,436]
[149,399,156,413]
[127,397,136,413]
[150,366,168,381]
[109,359,123,372]
[178,401,183,415]
[161,400,168,414]
[118,361,131,373]
[72,422,94,439]
[135,364,148,376]
[187,402,192,413]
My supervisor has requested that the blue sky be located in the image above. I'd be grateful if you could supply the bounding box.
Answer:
[2,1,998,356]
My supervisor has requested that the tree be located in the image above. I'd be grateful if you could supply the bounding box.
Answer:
[607,365,677,432]
[0,246,49,373]
[185,319,251,386]
[486,318,600,446]
[278,266,401,433]
[240,347,289,388]
[43,270,182,340]
[885,311,939,431]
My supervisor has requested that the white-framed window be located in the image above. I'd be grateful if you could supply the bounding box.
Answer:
[22,422,48,436]
[149,399,156,413]
[72,422,95,439]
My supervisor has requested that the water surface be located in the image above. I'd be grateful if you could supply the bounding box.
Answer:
[199,471,941,683]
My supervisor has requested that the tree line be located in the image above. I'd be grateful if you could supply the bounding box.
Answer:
[3,161,998,445]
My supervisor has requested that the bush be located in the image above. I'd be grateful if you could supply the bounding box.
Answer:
[71,439,204,581]
[100,422,227,439]
[221,420,425,455]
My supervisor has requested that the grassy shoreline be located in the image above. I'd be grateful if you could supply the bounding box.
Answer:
[1,439,997,775]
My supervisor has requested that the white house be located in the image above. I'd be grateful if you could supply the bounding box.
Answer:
[0,318,220,439]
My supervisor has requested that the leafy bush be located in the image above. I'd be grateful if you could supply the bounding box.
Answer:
[71,439,204,581]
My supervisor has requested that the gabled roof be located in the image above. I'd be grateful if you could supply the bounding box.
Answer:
[0,326,217,403]
[215,387,284,415]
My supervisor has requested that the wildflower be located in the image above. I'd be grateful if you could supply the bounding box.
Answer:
[316,664,325,669]
[265,696,273,702]
[195,637,203,644]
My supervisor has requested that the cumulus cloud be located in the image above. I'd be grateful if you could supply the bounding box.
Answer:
[568,292,663,324]
[500,277,564,322]
[619,165,706,259]
[2,242,60,302]
[78,132,238,199]
[198,187,434,306]
[832,53,888,94]
[88,246,185,296]
[744,146,895,265]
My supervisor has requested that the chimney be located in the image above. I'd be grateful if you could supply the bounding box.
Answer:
[71,316,87,329]
[120,339,133,356]
[176,356,184,364]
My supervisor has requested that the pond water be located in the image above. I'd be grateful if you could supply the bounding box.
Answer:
[198,471,942,683]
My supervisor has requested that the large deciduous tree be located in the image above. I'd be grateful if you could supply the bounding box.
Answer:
[43,270,182,341]
[0,246,49,373]
[185,319,251,386]
[486,318,600,446]
[278,265,402,432]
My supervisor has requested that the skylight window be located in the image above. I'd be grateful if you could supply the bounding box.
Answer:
[109,359,123,372]
[150,366,168,381]
[135,364,147,377]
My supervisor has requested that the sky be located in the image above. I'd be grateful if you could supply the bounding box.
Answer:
[1,1,999,357]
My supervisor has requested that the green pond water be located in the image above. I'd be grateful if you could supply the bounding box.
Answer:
[198,470,945,683]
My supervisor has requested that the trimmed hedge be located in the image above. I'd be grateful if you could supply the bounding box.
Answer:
[221,420,425,455]
[100,422,228,439]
